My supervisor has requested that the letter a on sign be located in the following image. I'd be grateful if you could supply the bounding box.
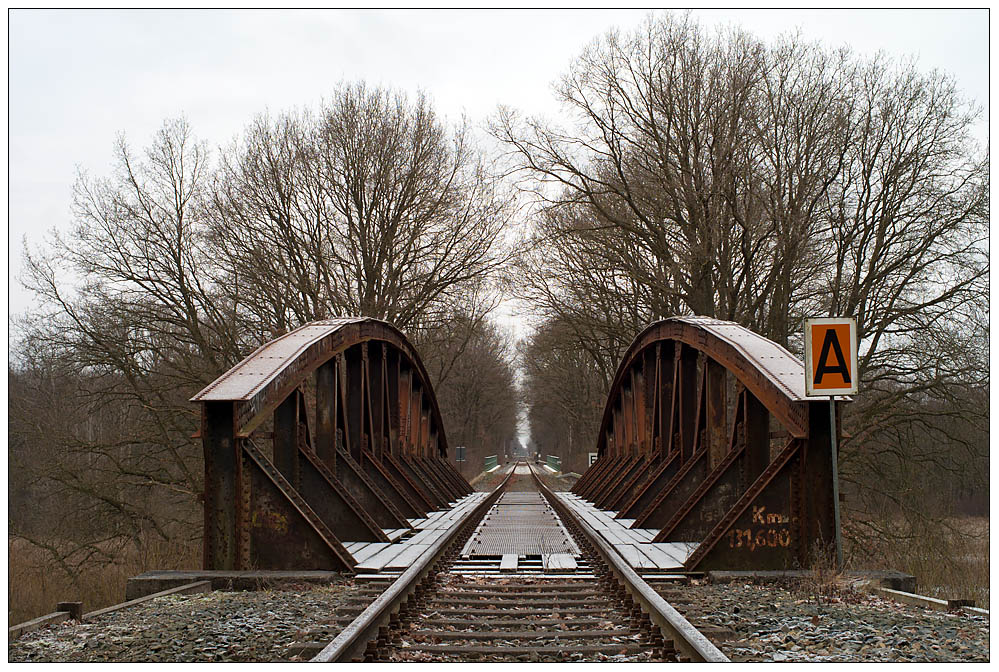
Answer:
[804,317,858,396]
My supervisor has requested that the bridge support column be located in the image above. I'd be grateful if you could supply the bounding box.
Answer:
[705,359,727,469]
[202,402,243,570]
[802,401,837,563]
[744,394,770,486]
[677,345,698,463]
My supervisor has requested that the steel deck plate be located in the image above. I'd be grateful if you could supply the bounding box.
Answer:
[463,492,580,556]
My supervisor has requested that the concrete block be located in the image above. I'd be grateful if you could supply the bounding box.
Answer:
[8,611,70,640]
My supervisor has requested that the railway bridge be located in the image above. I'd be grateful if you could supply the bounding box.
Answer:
[183,316,844,661]
[191,315,841,577]
[14,316,983,663]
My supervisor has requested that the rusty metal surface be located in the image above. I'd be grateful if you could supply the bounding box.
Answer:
[596,317,822,443]
[197,318,473,573]
[242,439,355,571]
[575,317,841,573]
[682,439,805,570]
[679,317,807,401]
[193,318,364,402]
[191,318,449,454]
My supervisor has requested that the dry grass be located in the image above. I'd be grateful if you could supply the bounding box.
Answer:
[8,535,200,627]
[848,517,990,607]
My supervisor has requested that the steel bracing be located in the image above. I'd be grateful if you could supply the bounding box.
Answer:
[192,318,472,572]
[572,317,843,571]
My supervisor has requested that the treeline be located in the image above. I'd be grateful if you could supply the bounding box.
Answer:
[8,12,988,584]
[506,15,988,534]
[9,83,519,570]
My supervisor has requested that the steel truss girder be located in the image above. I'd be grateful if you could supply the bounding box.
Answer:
[598,454,650,509]
[196,318,472,571]
[572,317,842,571]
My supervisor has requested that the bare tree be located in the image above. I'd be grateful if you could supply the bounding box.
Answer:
[492,15,768,321]
[512,203,655,387]
[12,83,519,588]
[209,83,516,336]
[521,317,607,474]
[19,119,223,539]
[819,57,990,542]
[418,316,520,480]
[498,12,988,554]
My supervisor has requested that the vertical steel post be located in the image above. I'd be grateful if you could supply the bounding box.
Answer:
[829,396,843,570]
[829,397,843,569]
[273,390,301,488]
[743,393,770,485]
[202,401,239,570]
[704,359,727,469]
[316,359,336,472]
[678,344,698,462]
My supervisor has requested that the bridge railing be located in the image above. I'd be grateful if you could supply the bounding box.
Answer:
[484,455,498,471]
[546,455,562,473]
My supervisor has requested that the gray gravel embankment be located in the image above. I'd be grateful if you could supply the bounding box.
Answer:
[9,577,989,662]
[8,580,365,663]
[662,580,989,662]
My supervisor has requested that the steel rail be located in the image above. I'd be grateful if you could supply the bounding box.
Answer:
[531,465,730,663]
[310,466,514,663]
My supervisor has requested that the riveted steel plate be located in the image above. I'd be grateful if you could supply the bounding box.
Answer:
[192,318,365,401]
[678,317,807,401]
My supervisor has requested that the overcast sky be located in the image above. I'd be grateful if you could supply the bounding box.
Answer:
[7,8,990,324]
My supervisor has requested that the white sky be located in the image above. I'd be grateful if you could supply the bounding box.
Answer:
[7,8,990,327]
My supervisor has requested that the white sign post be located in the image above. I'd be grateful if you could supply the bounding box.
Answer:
[804,317,858,570]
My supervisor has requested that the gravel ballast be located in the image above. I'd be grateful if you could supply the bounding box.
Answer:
[8,580,367,663]
[10,576,989,662]
[660,580,989,662]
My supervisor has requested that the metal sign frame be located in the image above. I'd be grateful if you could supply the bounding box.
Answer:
[803,317,858,397]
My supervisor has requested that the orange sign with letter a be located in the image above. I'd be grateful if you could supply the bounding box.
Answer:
[804,317,858,396]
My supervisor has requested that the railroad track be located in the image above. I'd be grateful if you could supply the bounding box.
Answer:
[311,462,727,663]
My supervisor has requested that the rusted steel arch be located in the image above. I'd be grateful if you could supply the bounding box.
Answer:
[574,316,841,572]
[193,317,450,454]
[193,317,471,572]
[595,316,810,451]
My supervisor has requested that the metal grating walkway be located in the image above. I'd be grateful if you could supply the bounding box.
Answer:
[461,492,580,556]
